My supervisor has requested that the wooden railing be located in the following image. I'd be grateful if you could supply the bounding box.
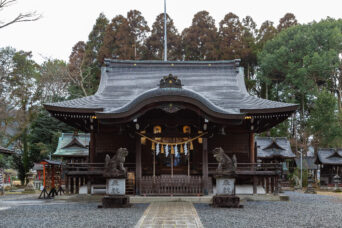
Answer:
[65,163,136,175]
[208,163,282,176]
[140,175,203,196]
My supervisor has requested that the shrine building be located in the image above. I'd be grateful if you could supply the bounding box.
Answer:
[44,59,298,195]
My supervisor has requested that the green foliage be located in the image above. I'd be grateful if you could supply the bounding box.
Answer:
[308,90,342,147]
[288,167,308,187]
[0,154,14,169]
[28,109,74,162]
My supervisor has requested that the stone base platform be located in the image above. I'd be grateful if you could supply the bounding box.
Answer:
[211,195,242,208]
[99,195,131,208]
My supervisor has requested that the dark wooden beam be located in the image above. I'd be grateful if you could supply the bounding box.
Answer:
[250,133,255,163]
[202,138,209,195]
[136,137,142,195]
[89,133,96,163]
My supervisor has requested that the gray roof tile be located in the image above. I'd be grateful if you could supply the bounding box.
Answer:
[256,137,295,159]
[45,60,297,116]
[317,149,342,165]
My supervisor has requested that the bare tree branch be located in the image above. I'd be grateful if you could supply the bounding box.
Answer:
[0,0,41,29]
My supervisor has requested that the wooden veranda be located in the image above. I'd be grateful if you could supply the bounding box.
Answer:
[63,162,282,195]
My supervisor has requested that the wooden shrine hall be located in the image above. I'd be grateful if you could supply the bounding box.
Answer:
[44,60,298,195]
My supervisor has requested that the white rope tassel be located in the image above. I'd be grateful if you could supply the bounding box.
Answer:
[174,145,178,157]
[184,143,188,156]
[165,144,169,157]
[156,143,160,155]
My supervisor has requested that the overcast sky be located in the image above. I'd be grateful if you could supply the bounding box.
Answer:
[1,0,342,63]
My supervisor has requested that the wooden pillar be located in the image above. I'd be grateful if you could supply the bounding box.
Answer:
[51,166,55,188]
[271,177,275,193]
[70,177,74,194]
[202,138,209,195]
[250,133,255,163]
[87,178,91,194]
[171,155,174,177]
[253,176,258,194]
[65,175,69,194]
[89,132,96,163]
[42,164,46,188]
[76,177,79,194]
[266,177,269,193]
[135,137,142,195]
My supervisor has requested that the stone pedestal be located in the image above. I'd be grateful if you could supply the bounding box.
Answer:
[101,195,131,208]
[216,178,235,195]
[106,179,125,195]
[212,177,241,208]
[212,195,241,208]
[100,178,131,208]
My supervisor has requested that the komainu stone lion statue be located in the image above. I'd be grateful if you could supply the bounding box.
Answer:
[103,148,129,178]
[212,147,237,176]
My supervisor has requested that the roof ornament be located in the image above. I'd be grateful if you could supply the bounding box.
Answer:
[159,74,182,89]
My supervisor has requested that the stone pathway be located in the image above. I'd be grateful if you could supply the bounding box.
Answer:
[135,202,204,228]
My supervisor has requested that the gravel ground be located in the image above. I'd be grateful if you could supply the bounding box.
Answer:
[195,191,342,228]
[0,198,148,228]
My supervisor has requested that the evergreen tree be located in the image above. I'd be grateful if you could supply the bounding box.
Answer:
[144,13,181,60]
[277,13,298,32]
[127,10,150,59]
[218,12,243,60]
[98,11,149,63]
[241,16,258,90]
[256,20,277,51]
[84,12,109,86]
[308,90,342,149]
[28,109,74,162]
[182,11,219,60]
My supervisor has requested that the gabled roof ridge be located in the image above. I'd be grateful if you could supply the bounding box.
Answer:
[61,137,87,149]
[263,139,286,151]
[104,59,241,65]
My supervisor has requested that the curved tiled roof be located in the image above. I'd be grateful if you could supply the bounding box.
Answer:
[0,146,14,155]
[53,133,89,157]
[256,137,295,159]
[45,60,297,118]
[317,149,342,165]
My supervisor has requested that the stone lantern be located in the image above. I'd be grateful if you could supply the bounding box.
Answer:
[333,174,341,192]
[24,170,36,193]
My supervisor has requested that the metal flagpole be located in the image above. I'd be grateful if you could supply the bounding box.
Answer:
[164,0,167,61]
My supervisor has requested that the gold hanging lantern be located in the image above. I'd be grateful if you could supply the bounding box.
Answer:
[190,141,194,150]
[180,144,184,153]
[141,137,146,145]
[152,142,155,150]
[171,145,175,154]
[198,131,203,144]
[161,145,164,153]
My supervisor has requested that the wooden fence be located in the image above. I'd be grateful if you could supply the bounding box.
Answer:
[140,175,204,195]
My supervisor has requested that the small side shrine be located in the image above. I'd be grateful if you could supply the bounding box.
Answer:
[316,149,342,185]
[53,132,90,163]
[255,137,295,163]
[0,146,15,195]
[38,159,64,199]
[32,163,44,190]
